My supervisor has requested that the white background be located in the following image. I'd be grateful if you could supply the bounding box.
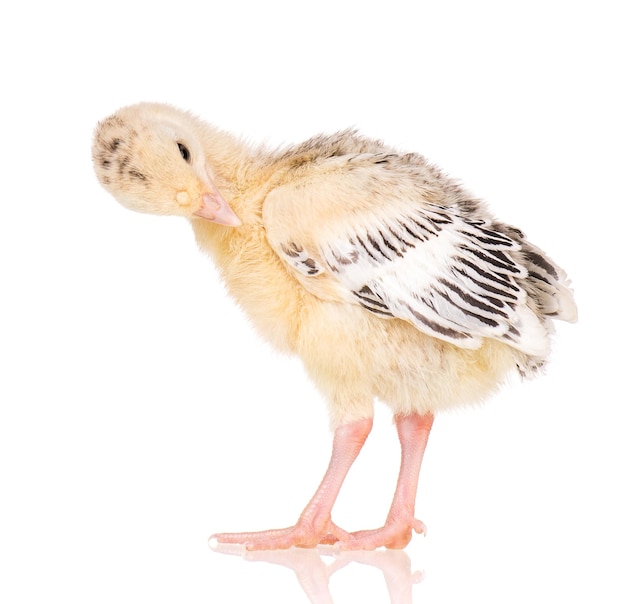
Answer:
[1,1,623,602]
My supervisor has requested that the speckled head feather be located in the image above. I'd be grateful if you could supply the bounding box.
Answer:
[93,104,202,215]
[92,103,242,227]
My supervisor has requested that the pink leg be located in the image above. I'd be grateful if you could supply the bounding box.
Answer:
[338,412,434,550]
[211,417,373,550]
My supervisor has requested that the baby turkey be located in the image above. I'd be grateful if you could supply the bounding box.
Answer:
[92,103,577,551]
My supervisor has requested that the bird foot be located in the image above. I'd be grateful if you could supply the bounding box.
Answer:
[336,516,427,551]
[210,519,352,551]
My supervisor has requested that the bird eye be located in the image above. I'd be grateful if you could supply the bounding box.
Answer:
[177,142,191,162]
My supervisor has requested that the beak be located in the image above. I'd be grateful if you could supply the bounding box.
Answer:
[193,185,242,227]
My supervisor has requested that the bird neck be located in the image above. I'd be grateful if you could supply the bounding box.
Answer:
[190,214,302,353]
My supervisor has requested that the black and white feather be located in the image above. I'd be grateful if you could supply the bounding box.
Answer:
[266,146,576,364]
[280,241,324,276]
[273,201,575,358]
[323,203,551,354]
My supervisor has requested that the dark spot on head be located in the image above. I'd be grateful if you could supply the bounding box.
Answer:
[108,138,122,153]
[100,158,111,169]
[118,156,130,174]
[106,116,125,128]
[128,170,148,182]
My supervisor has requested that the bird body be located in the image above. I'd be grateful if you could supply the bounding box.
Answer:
[92,103,576,549]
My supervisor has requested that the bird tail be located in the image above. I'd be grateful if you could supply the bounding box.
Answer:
[497,223,578,324]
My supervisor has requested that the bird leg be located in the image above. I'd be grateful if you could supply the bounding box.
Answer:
[338,412,434,550]
[211,416,373,550]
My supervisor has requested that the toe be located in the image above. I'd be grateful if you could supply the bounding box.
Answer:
[335,517,426,550]
[210,519,352,551]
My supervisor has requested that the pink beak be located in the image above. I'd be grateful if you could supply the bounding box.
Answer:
[193,188,242,227]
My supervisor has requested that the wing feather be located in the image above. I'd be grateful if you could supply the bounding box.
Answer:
[263,154,560,357]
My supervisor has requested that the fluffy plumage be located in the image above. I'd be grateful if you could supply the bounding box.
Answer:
[92,103,576,550]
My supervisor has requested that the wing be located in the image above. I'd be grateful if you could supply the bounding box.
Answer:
[263,153,551,356]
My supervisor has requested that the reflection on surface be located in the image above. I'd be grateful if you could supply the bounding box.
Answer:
[211,542,424,603]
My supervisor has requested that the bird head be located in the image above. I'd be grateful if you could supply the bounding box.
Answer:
[91,103,241,227]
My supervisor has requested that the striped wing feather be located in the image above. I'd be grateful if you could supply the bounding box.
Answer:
[320,204,549,355]
[263,157,560,357]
